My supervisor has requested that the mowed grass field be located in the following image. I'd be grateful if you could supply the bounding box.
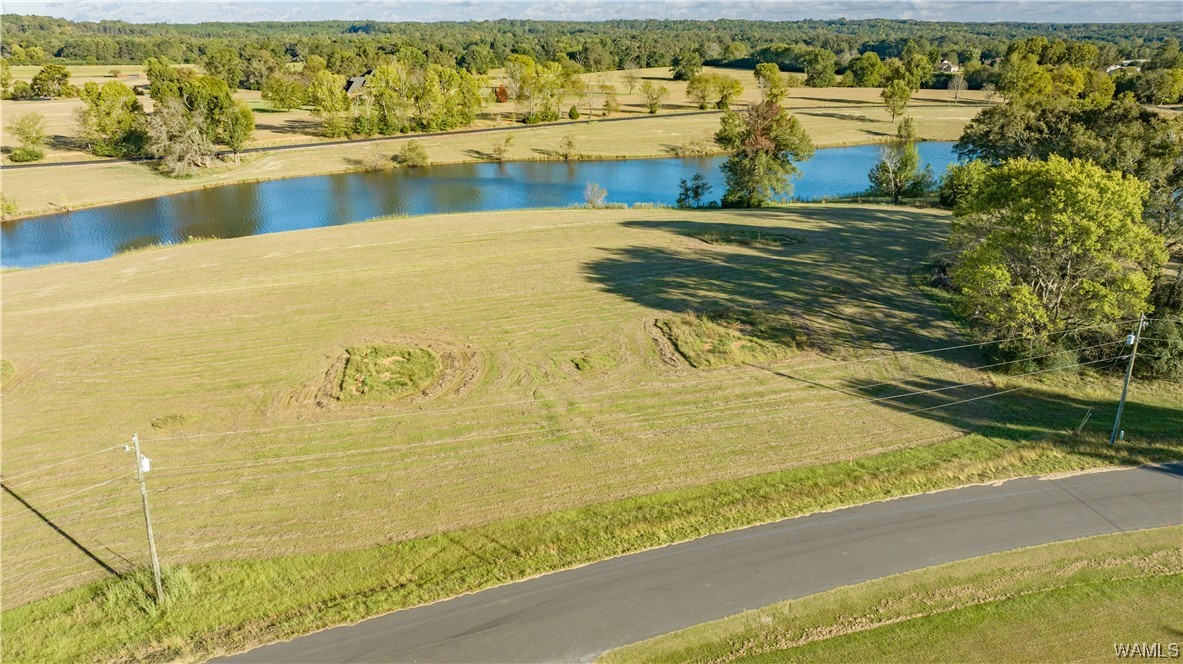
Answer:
[1,65,991,215]
[3,204,1181,614]
[601,527,1183,663]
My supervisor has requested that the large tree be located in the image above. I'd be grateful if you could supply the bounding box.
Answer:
[846,51,884,87]
[30,63,69,98]
[714,99,814,207]
[75,80,147,157]
[307,70,350,137]
[262,72,306,111]
[146,98,216,176]
[949,156,1166,346]
[956,96,1183,256]
[8,112,47,162]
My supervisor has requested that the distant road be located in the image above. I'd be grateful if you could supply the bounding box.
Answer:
[7,99,990,171]
[1,110,722,170]
[220,464,1182,663]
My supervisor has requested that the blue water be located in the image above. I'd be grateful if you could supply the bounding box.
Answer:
[1,142,956,268]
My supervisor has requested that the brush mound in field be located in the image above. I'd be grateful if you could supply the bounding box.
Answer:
[688,229,804,248]
[1,360,14,387]
[338,345,441,402]
[656,309,806,368]
[151,413,198,430]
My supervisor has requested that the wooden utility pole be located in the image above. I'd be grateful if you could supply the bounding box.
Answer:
[1108,314,1145,446]
[132,433,164,601]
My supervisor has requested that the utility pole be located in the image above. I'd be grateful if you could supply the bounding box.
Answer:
[131,433,164,601]
[1108,314,1146,446]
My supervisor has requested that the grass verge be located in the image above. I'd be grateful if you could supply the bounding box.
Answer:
[2,432,1179,664]
[601,527,1182,663]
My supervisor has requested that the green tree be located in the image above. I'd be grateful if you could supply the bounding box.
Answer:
[948,156,1166,347]
[938,160,988,209]
[1136,68,1183,106]
[881,79,911,122]
[713,75,744,109]
[686,73,712,109]
[30,63,69,98]
[802,49,836,87]
[241,48,278,91]
[9,112,47,162]
[261,72,306,111]
[203,46,242,89]
[640,80,669,114]
[222,101,254,162]
[144,56,185,102]
[460,44,495,74]
[896,115,918,141]
[0,59,12,99]
[671,50,703,81]
[956,96,1183,256]
[307,70,351,137]
[714,99,814,207]
[867,142,934,204]
[753,62,790,102]
[75,80,147,157]
[676,172,713,208]
[996,53,1052,104]
[846,52,884,87]
[301,54,327,80]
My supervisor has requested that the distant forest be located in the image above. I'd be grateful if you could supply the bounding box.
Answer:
[1,15,1178,73]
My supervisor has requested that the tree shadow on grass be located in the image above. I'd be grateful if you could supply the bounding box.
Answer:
[582,207,970,357]
[796,110,879,124]
[842,374,1183,450]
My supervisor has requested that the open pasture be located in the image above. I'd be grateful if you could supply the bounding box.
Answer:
[4,204,1179,610]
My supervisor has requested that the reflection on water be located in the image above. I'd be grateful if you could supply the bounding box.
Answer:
[1,142,955,268]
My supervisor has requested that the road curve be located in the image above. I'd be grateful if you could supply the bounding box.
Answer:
[220,464,1183,663]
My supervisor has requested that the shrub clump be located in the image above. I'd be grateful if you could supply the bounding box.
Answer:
[656,309,806,368]
[339,345,440,401]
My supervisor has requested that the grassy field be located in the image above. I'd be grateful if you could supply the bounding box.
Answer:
[3,202,1181,605]
[601,527,1183,663]
[1,65,991,216]
[2,204,1181,661]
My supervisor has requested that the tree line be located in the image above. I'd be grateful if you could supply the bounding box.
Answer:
[3,14,1177,78]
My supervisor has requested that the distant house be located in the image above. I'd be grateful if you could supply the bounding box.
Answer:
[939,60,960,73]
[344,70,373,96]
[1106,59,1149,75]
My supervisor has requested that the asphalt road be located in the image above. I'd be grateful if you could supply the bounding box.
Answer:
[221,464,1183,663]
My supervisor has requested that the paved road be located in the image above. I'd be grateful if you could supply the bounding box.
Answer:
[222,464,1183,663]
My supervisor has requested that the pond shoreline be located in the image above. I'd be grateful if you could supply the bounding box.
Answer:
[1,142,957,269]
[0,134,946,224]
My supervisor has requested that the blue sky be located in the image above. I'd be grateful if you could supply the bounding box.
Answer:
[3,1,1180,24]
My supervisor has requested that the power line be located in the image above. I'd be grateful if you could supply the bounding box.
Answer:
[1,445,125,483]
[2,473,135,515]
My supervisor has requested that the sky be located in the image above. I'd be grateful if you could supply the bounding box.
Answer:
[2,0,1180,24]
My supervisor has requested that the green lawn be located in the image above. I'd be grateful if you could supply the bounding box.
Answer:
[2,205,1179,662]
[601,527,1183,663]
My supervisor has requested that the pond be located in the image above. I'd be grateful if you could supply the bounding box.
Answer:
[1,141,956,268]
